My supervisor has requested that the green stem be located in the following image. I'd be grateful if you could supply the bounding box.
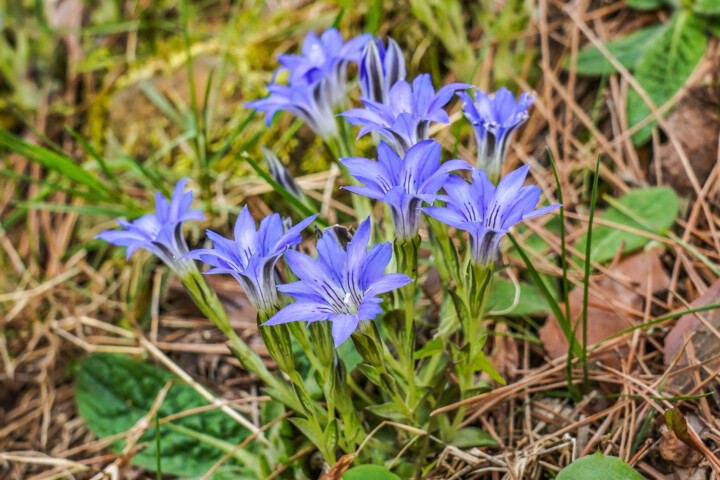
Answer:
[394,237,420,408]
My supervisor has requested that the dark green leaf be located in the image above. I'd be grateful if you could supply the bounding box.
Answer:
[628,11,708,144]
[75,354,257,478]
[343,465,401,480]
[573,25,663,75]
[574,187,678,263]
[557,451,644,479]
[452,427,499,448]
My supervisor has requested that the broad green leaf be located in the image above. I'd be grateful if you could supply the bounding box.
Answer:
[75,354,257,479]
[628,11,707,144]
[557,451,644,479]
[343,465,401,480]
[452,427,499,448]
[573,25,663,75]
[693,0,720,14]
[488,279,550,315]
[574,187,678,263]
[626,0,670,10]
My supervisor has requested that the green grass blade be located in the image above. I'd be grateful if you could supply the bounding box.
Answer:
[547,148,578,399]
[581,153,602,392]
[65,127,122,190]
[0,129,116,201]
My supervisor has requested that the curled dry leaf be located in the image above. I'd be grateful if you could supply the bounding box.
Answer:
[539,248,669,361]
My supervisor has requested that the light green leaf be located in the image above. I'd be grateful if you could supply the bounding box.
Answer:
[343,465,401,480]
[557,451,644,479]
[488,279,550,315]
[628,10,708,144]
[693,0,720,14]
[452,427,499,448]
[75,354,257,479]
[573,25,663,75]
[626,0,670,10]
[575,187,678,263]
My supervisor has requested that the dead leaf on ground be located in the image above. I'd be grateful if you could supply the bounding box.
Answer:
[659,425,704,469]
[653,85,720,196]
[664,279,720,391]
[539,248,669,361]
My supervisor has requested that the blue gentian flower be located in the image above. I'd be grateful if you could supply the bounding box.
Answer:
[96,178,204,275]
[359,37,406,105]
[263,217,413,346]
[341,140,471,240]
[423,165,560,265]
[457,87,535,181]
[341,74,471,154]
[185,207,317,315]
[246,28,370,140]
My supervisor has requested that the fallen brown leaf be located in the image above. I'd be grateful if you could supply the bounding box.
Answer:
[664,279,720,391]
[539,248,669,360]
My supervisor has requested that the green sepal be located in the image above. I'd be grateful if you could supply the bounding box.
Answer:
[257,314,295,374]
[309,321,336,369]
[351,320,385,370]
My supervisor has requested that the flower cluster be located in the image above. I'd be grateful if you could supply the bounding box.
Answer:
[246,28,370,140]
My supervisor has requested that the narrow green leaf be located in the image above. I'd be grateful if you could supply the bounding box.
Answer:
[414,337,444,359]
[628,10,708,144]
